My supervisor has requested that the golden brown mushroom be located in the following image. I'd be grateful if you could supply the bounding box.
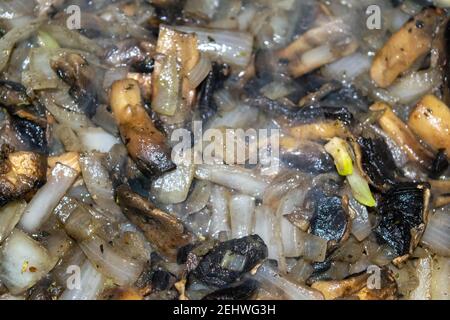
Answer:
[311,268,398,300]
[370,102,434,166]
[370,8,444,88]
[110,79,175,177]
[0,146,47,207]
[116,185,194,261]
[408,94,450,155]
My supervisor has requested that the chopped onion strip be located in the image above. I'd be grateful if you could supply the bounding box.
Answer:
[19,163,79,233]
[174,26,254,68]
[187,54,212,89]
[324,137,353,176]
[79,235,143,286]
[421,211,450,257]
[59,260,105,300]
[346,170,376,207]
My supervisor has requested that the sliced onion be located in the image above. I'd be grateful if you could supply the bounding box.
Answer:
[213,88,236,112]
[152,53,180,116]
[280,216,302,258]
[421,210,450,257]
[388,69,441,105]
[195,164,268,199]
[209,184,230,239]
[79,235,143,286]
[79,153,123,221]
[184,180,212,215]
[40,92,93,132]
[22,47,59,90]
[260,81,295,100]
[346,170,376,207]
[0,201,26,244]
[349,198,372,241]
[77,127,119,153]
[0,19,42,72]
[174,26,254,68]
[299,231,328,263]
[184,0,220,20]
[229,194,255,239]
[323,52,371,81]
[0,229,53,294]
[187,54,212,89]
[151,152,195,205]
[431,256,450,299]
[59,259,105,300]
[409,256,432,300]
[253,205,279,260]
[254,262,324,300]
[40,24,104,56]
[19,163,79,233]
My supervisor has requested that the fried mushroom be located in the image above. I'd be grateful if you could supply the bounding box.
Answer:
[0,146,47,207]
[116,185,194,261]
[110,79,175,177]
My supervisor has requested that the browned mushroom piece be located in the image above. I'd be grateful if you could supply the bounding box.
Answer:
[116,185,194,261]
[370,102,434,167]
[370,7,445,88]
[0,146,47,207]
[408,95,450,156]
[109,79,175,177]
[311,268,398,300]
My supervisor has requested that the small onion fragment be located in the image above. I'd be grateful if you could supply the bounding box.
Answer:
[79,153,123,220]
[0,201,26,244]
[421,211,450,257]
[187,54,212,89]
[195,164,268,199]
[19,163,79,233]
[59,260,105,300]
[0,229,53,294]
[229,194,255,239]
[254,262,324,300]
[79,235,144,286]
[174,26,254,68]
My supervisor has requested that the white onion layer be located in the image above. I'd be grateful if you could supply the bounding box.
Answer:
[19,163,79,233]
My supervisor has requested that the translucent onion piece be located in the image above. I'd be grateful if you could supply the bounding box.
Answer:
[184,180,212,215]
[0,19,42,72]
[175,26,254,68]
[421,211,450,257]
[431,256,450,299]
[151,152,195,204]
[349,198,372,241]
[209,184,230,238]
[152,53,180,116]
[79,153,123,220]
[187,54,212,89]
[22,47,59,90]
[253,205,279,260]
[324,137,353,176]
[195,164,268,199]
[79,235,144,286]
[0,229,53,294]
[59,260,105,300]
[19,163,79,233]
[409,256,432,300]
[229,194,255,239]
[323,52,371,81]
[254,262,324,300]
[346,170,376,207]
[0,201,26,244]
[77,127,119,153]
